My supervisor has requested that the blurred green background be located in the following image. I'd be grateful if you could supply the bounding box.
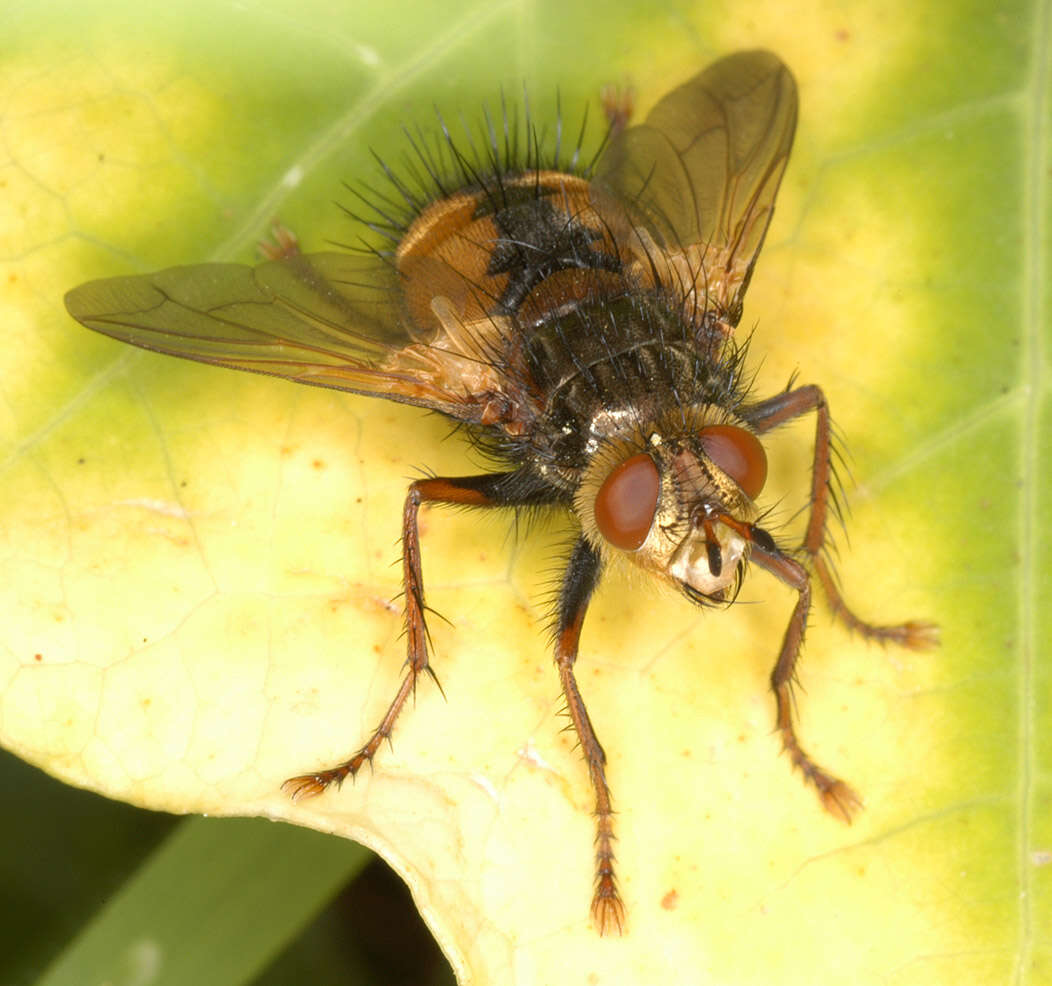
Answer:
[0,753,455,984]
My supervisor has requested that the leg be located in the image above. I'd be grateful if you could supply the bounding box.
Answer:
[553,537,625,935]
[258,222,301,260]
[600,82,635,136]
[283,472,536,798]
[743,386,936,650]
[749,542,862,822]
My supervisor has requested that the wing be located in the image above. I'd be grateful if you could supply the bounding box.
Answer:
[65,251,517,424]
[593,49,797,330]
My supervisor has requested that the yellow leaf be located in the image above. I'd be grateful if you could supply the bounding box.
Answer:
[3,2,1045,984]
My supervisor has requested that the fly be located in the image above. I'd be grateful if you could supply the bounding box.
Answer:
[64,50,937,934]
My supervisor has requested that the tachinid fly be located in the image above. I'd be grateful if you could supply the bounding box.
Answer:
[65,50,937,934]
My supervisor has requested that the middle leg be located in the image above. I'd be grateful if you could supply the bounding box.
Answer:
[284,471,550,798]
[743,385,936,650]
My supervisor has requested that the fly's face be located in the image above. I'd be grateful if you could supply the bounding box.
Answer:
[577,415,768,601]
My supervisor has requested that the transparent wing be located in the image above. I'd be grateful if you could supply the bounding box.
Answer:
[593,49,798,327]
[65,251,505,421]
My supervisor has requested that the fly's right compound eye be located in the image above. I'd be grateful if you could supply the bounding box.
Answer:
[594,453,660,551]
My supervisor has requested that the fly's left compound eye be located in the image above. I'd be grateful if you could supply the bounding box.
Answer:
[698,425,768,500]
[594,453,660,551]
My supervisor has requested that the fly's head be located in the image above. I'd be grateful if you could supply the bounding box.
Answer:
[576,412,769,603]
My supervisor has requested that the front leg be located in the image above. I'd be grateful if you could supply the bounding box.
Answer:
[552,537,625,934]
[284,472,532,798]
[743,386,936,650]
[749,541,862,822]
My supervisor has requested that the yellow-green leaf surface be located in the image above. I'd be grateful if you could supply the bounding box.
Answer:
[2,1,1049,983]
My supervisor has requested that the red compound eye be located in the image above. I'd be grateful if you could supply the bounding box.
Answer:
[594,453,660,551]
[698,425,768,500]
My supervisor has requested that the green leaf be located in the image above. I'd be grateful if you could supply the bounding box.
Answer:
[2,1,1049,984]
[34,817,369,986]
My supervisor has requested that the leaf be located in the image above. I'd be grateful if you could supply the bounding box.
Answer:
[34,817,371,986]
[2,1,1048,984]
